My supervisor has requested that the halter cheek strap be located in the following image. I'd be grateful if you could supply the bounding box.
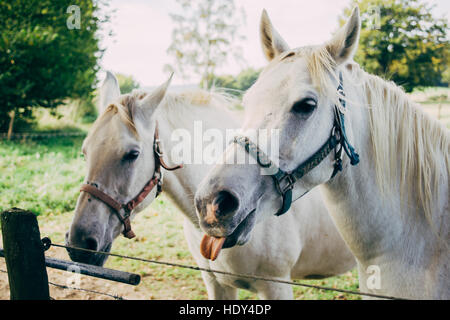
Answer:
[80,122,182,239]
[80,180,158,239]
[232,72,359,216]
[335,72,360,166]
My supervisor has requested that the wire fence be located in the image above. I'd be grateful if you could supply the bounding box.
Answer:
[0,131,86,141]
[3,236,405,300]
[46,239,405,300]
[0,268,125,300]
[47,281,125,300]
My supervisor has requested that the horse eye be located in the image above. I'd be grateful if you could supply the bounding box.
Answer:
[123,150,140,161]
[291,98,317,114]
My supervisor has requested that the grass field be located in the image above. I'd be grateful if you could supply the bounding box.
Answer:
[0,87,448,300]
[410,87,450,127]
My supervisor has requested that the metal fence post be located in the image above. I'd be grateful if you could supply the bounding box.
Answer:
[1,208,50,300]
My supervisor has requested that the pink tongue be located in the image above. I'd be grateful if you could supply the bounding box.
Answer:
[200,235,226,261]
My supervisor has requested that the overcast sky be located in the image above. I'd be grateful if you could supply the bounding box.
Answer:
[98,0,450,87]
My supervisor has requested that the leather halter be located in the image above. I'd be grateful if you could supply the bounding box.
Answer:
[232,72,360,216]
[80,122,182,239]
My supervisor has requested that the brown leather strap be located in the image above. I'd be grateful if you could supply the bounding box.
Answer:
[125,176,159,212]
[80,184,137,239]
[80,184,122,212]
[79,121,182,240]
[159,156,183,171]
[80,175,160,240]
[154,127,183,171]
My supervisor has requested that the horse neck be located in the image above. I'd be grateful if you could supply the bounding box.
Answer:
[154,101,241,228]
[319,78,440,268]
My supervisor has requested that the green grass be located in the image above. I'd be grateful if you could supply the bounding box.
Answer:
[411,86,449,95]
[409,86,450,128]
[0,136,86,215]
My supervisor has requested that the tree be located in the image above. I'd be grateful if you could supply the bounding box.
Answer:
[443,54,450,85]
[0,0,109,134]
[116,73,140,94]
[213,67,261,96]
[341,0,449,92]
[165,0,246,89]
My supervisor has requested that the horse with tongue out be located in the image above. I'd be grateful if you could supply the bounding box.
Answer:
[68,71,355,299]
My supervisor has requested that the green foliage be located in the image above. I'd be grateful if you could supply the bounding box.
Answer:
[0,136,85,215]
[442,54,450,85]
[74,98,98,124]
[342,0,449,92]
[116,73,140,94]
[165,0,246,89]
[0,0,109,131]
[213,67,261,96]
[443,69,450,86]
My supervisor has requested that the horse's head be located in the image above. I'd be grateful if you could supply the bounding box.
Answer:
[66,72,172,265]
[195,8,361,251]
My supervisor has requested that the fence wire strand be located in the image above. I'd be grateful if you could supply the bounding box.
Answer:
[49,241,406,300]
[1,268,124,300]
[0,132,86,141]
[48,280,125,300]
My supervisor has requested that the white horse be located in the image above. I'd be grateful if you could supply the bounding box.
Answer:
[66,71,355,299]
[194,8,449,299]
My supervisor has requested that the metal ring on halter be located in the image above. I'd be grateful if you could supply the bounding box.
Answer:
[154,139,163,157]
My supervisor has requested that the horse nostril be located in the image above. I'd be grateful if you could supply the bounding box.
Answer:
[85,237,98,251]
[213,191,239,217]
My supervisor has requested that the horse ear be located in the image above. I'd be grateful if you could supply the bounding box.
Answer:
[260,9,290,61]
[138,73,173,120]
[325,7,361,65]
[99,71,121,114]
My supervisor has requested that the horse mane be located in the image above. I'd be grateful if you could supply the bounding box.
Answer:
[89,92,142,140]
[306,45,450,224]
[90,88,239,140]
[155,88,240,129]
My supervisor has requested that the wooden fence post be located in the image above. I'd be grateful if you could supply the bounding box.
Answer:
[1,208,50,300]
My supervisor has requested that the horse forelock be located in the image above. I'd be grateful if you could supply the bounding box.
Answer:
[88,91,148,142]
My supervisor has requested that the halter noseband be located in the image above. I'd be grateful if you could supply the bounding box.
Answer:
[232,72,360,216]
[80,122,182,239]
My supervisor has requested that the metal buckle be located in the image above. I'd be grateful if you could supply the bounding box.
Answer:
[154,139,163,157]
[119,207,131,219]
[87,181,99,188]
[275,174,296,195]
